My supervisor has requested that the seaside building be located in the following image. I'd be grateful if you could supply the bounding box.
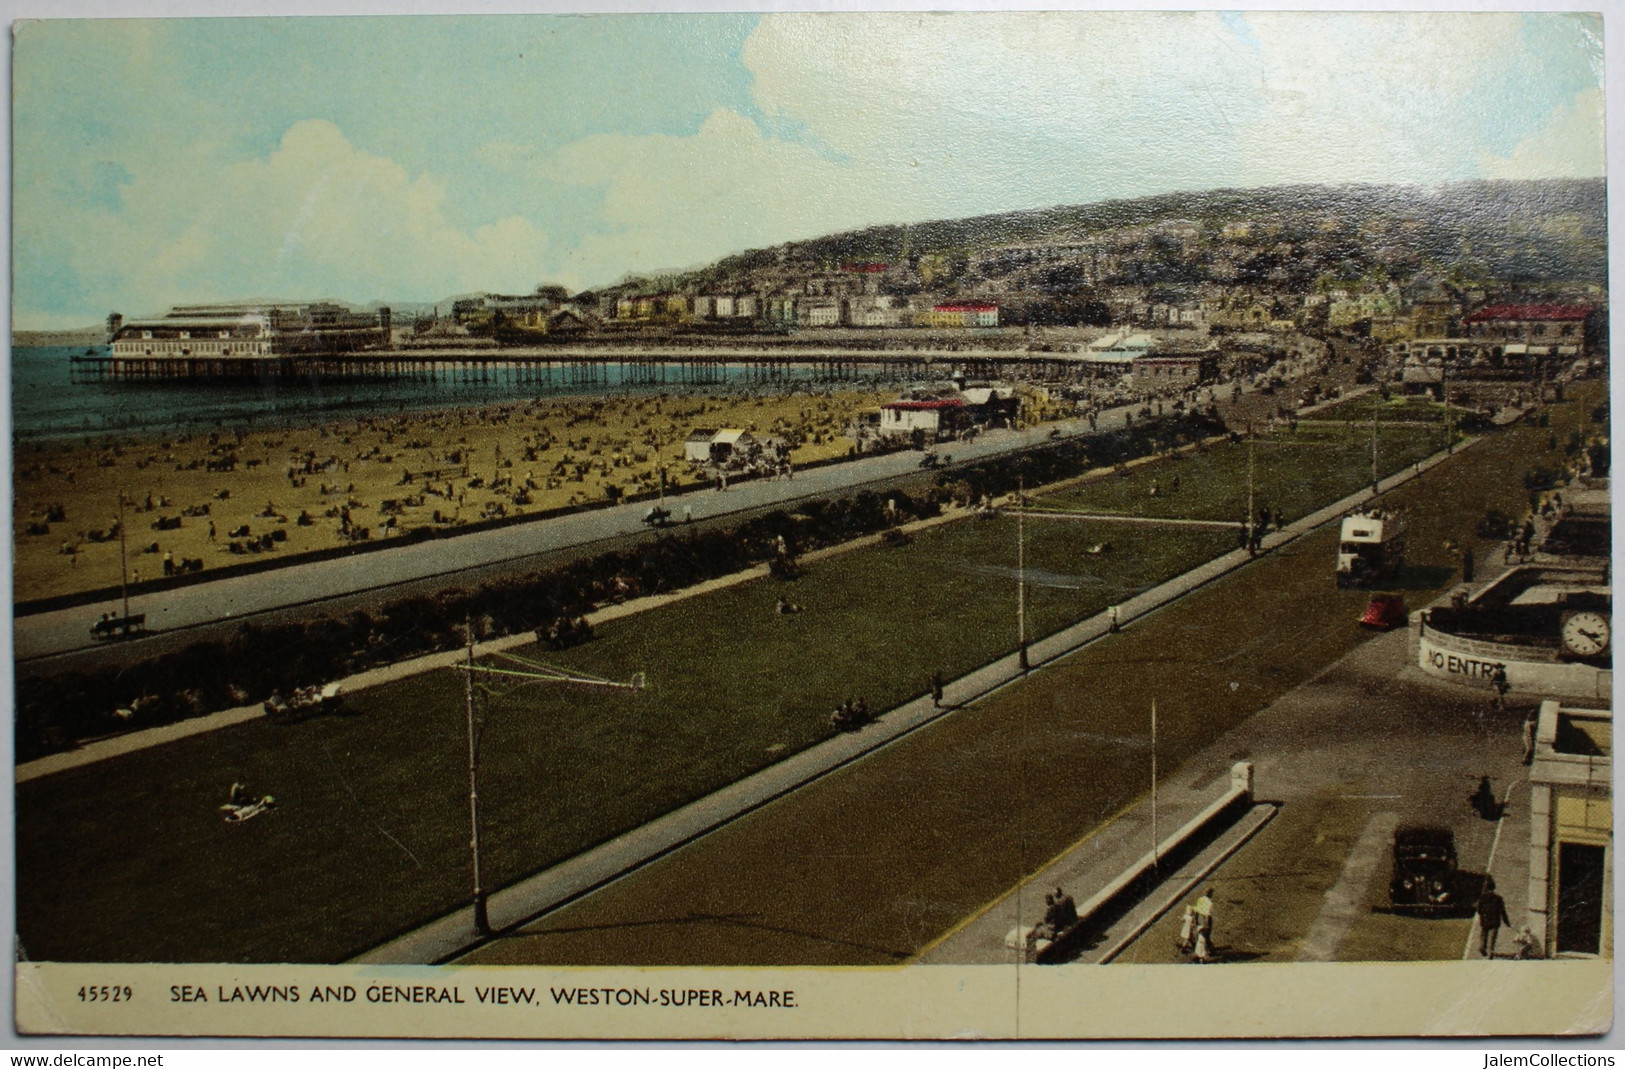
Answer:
[917,302,1000,328]
[108,302,389,358]
[1463,304,1593,356]
[1414,476,1612,701]
[1527,700,1613,958]
[879,398,965,439]
[1131,350,1219,389]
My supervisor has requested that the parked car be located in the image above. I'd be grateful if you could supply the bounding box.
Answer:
[1359,594,1407,631]
[1389,824,1459,912]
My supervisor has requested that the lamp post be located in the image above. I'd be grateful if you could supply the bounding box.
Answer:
[451,630,645,940]
[1151,698,1159,873]
[1245,429,1258,554]
[463,622,489,936]
[1017,475,1028,671]
[1371,400,1380,495]
[117,490,131,622]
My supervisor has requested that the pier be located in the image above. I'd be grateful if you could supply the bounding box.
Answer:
[67,346,1110,387]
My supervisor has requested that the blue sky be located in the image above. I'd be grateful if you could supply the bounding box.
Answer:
[11,11,1607,329]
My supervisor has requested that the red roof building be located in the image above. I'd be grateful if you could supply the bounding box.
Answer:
[1463,304,1591,324]
[1462,304,1593,353]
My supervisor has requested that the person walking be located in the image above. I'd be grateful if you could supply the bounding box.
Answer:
[1177,904,1197,955]
[931,671,944,709]
[1462,546,1475,584]
[1192,888,1216,963]
[1490,664,1510,711]
[1107,604,1120,632]
[1523,709,1539,765]
[1476,878,1510,958]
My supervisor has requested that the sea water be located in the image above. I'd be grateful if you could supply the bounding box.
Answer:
[9,346,899,442]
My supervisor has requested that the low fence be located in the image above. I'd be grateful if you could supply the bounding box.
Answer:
[1036,762,1255,964]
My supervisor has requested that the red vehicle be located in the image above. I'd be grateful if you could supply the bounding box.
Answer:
[1359,594,1408,631]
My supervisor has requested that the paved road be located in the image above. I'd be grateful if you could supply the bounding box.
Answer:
[13,409,1118,667]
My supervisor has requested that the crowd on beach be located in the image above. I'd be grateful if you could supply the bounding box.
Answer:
[12,387,890,603]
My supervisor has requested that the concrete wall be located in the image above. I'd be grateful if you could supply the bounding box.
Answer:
[1416,622,1611,700]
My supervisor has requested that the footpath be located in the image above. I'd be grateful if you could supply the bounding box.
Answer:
[356,428,1487,965]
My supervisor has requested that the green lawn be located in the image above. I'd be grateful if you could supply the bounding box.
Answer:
[1309,394,1455,424]
[1042,423,1444,527]
[463,382,1607,967]
[16,514,1230,963]
[10,399,1525,964]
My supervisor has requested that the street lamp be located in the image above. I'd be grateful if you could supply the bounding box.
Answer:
[1016,475,1029,671]
[450,621,646,939]
[461,626,490,935]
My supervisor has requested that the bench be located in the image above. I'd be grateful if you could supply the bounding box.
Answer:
[89,613,146,640]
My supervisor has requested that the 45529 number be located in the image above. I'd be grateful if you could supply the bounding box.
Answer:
[78,985,133,1002]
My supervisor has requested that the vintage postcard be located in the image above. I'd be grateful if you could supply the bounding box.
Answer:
[8,9,1614,1041]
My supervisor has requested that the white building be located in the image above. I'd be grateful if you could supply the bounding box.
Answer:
[878,399,967,439]
[1527,701,1612,958]
[110,314,274,358]
[684,429,719,463]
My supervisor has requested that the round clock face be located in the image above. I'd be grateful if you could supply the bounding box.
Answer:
[1562,611,1611,657]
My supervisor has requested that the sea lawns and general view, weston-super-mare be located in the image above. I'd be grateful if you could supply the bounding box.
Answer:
[10,11,1613,1040]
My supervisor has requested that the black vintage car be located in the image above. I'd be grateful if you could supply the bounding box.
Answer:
[1389,824,1459,912]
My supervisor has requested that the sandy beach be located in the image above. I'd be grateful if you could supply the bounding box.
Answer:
[12,387,903,604]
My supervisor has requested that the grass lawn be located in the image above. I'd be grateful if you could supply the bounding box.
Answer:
[17,387,1591,964]
[464,381,1606,966]
[1309,394,1456,424]
[1041,423,1444,527]
[16,513,1231,963]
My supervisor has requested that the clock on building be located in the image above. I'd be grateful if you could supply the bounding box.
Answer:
[1560,610,1611,658]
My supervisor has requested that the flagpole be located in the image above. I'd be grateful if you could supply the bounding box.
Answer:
[1151,698,1159,872]
[465,619,489,936]
[1017,474,1028,671]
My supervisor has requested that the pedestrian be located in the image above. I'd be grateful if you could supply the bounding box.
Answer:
[1462,546,1475,584]
[1050,886,1077,930]
[208,520,216,542]
[1470,775,1499,820]
[1107,604,1120,632]
[1476,877,1510,958]
[931,671,944,709]
[1177,904,1197,954]
[1192,888,1216,963]
[162,551,174,577]
[1522,709,1538,765]
[1512,924,1544,960]
[1490,664,1510,711]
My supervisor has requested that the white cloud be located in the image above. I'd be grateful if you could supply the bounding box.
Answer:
[13,12,1605,327]
[530,10,1595,291]
[1479,87,1606,180]
[44,120,552,317]
[540,108,866,287]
